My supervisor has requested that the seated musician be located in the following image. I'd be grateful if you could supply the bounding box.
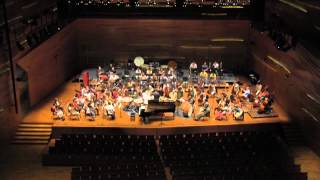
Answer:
[207,85,216,97]
[209,72,217,82]
[213,61,219,74]
[153,90,161,102]
[255,81,263,96]
[152,73,158,81]
[195,101,210,121]
[189,61,198,75]
[139,104,147,123]
[169,89,177,101]
[258,96,273,114]
[135,68,142,79]
[105,102,115,120]
[51,100,65,120]
[141,73,148,81]
[241,86,251,99]
[199,70,208,80]
[177,87,184,101]
[202,61,208,72]
[215,107,227,121]
[97,66,104,77]
[109,72,119,83]
[146,67,153,76]
[111,88,119,100]
[142,89,151,105]
[85,104,96,119]
[67,103,80,120]
[53,98,61,109]
[109,63,115,73]
[181,97,193,118]
[233,105,244,120]
[231,82,240,96]
[198,93,206,107]
[55,107,65,120]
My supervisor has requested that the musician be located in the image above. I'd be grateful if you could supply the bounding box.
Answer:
[209,72,217,82]
[207,85,216,97]
[213,61,219,73]
[109,72,119,83]
[53,98,61,109]
[169,89,178,101]
[202,61,208,71]
[195,101,210,121]
[142,89,151,105]
[189,61,198,75]
[181,98,193,118]
[231,82,240,96]
[51,98,65,120]
[105,102,115,120]
[55,107,65,120]
[177,87,184,101]
[258,97,271,114]
[199,70,208,79]
[109,63,115,73]
[67,103,80,120]
[208,62,213,73]
[241,86,251,99]
[198,92,206,107]
[146,67,153,76]
[139,104,147,123]
[97,66,104,77]
[255,81,263,96]
[233,105,244,120]
[153,90,161,102]
[85,104,96,119]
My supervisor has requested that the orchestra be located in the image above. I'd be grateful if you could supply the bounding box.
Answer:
[50,59,274,123]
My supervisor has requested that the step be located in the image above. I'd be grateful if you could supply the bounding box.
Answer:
[19,124,52,128]
[12,140,49,144]
[15,131,52,136]
[17,127,52,132]
[14,135,50,140]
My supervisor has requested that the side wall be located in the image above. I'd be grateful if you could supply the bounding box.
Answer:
[250,30,320,154]
[17,22,78,107]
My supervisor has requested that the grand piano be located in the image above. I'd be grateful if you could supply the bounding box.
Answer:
[139,100,176,124]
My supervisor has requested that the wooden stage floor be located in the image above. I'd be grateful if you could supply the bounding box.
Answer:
[22,81,290,130]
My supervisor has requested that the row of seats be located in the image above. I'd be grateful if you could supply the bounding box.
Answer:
[44,132,307,180]
[159,131,307,180]
[46,134,166,180]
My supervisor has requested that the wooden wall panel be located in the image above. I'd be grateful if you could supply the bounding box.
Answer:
[250,30,320,155]
[17,22,78,107]
[0,72,12,108]
[75,19,250,71]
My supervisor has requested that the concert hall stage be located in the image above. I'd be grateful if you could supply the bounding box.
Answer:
[22,80,290,138]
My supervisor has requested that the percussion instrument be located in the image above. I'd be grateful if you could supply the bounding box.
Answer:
[134,56,144,67]
[141,64,149,69]
[161,65,168,69]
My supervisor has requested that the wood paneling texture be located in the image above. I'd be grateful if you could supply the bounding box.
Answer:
[250,30,320,155]
[0,71,12,108]
[75,19,250,71]
[265,0,320,48]
[17,22,78,107]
